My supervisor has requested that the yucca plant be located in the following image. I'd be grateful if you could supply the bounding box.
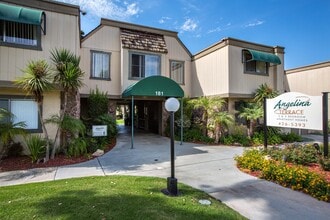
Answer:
[15,60,53,162]
[25,135,46,163]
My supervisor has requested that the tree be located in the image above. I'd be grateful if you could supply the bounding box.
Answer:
[190,96,226,136]
[239,103,263,138]
[15,60,53,161]
[254,83,279,106]
[50,48,84,158]
[212,111,234,143]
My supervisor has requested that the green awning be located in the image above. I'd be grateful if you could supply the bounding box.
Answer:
[0,2,44,25]
[122,75,184,98]
[243,49,281,65]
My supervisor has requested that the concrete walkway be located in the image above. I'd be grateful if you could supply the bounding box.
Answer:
[0,131,329,220]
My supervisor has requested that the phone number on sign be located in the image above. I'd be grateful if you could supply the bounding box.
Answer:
[278,122,306,127]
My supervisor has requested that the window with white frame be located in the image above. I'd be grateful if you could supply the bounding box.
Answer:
[129,52,161,79]
[170,60,184,84]
[242,50,268,75]
[91,51,111,80]
[0,20,42,49]
[0,98,40,131]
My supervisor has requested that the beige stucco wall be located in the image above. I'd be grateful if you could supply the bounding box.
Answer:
[164,36,192,97]
[80,26,122,96]
[285,62,330,96]
[191,46,229,98]
[191,41,285,99]
[81,25,192,97]
[0,11,80,81]
[228,45,284,96]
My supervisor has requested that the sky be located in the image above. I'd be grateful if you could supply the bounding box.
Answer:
[55,0,330,70]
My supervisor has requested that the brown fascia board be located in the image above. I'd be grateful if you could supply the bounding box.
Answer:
[285,61,330,75]
[193,37,285,61]
[1,0,80,16]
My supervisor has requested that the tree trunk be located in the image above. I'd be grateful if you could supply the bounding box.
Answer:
[50,91,68,159]
[214,123,221,144]
[38,103,50,162]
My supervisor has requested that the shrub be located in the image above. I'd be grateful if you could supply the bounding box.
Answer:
[283,144,318,165]
[235,149,266,171]
[68,138,87,157]
[280,132,302,142]
[87,88,109,119]
[319,157,330,171]
[182,127,214,143]
[261,161,330,202]
[25,135,46,163]
[221,134,251,146]
[7,142,23,157]
[236,148,330,202]
[94,114,118,139]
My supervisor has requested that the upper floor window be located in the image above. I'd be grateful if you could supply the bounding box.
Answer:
[0,3,45,50]
[0,97,40,132]
[242,50,268,75]
[129,52,161,79]
[91,50,111,80]
[170,60,184,84]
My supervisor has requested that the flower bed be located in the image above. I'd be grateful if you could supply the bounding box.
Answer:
[235,148,330,202]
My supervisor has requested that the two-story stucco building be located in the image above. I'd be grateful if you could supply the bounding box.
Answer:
[0,0,286,146]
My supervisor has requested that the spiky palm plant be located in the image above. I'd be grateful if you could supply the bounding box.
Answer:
[50,48,85,158]
[239,103,263,137]
[15,60,53,161]
[212,111,234,143]
[254,83,279,106]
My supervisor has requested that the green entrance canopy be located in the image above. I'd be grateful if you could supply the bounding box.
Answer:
[122,75,184,98]
[243,49,281,65]
[122,75,184,149]
[0,2,44,25]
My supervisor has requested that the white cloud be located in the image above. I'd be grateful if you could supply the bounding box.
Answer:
[207,27,222,34]
[159,16,171,24]
[56,0,141,20]
[180,18,198,32]
[245,20,264,27]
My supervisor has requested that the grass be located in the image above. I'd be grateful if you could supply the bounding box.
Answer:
[0,176,246,220]
[116,119,124,125]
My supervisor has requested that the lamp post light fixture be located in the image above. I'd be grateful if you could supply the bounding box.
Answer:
[163,97,180,196]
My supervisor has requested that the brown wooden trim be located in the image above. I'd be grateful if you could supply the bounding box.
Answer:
[285,61,330,74]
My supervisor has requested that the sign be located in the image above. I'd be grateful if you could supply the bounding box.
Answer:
[92,125,107,137]
[266,92,322,130]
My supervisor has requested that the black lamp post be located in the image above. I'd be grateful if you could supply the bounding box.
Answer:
[163,97,180,196]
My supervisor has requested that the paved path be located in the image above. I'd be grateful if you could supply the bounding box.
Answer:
[1,132,329,220]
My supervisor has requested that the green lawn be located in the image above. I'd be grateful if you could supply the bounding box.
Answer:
[116,119,124,125]
[0,176,246,220]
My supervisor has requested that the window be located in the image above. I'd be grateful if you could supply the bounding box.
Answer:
[129,52,161,79]
[0,97,40,132]
[0,20,42,49]
[170,60,184,84]
[91,51,111,80]
[243,50,268,75]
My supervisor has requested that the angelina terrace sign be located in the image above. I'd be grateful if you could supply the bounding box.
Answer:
[266,92,323,130]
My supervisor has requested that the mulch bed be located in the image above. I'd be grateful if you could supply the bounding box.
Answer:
[0,139,116,173]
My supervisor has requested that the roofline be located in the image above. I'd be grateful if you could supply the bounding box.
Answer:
[82,18,192,57]
[192,37,285,61]
[285,60,330,74]
[1,0,80,16]
[101,18,178,37]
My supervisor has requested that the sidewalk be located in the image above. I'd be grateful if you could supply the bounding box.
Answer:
[1,132,330,220]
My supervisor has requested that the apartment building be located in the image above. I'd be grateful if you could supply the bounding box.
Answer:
[0,0,285,143]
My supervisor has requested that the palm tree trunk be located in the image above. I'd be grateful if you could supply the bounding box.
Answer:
[214,123,221,144]
[38,103,50,162]
[51,91,68,159]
